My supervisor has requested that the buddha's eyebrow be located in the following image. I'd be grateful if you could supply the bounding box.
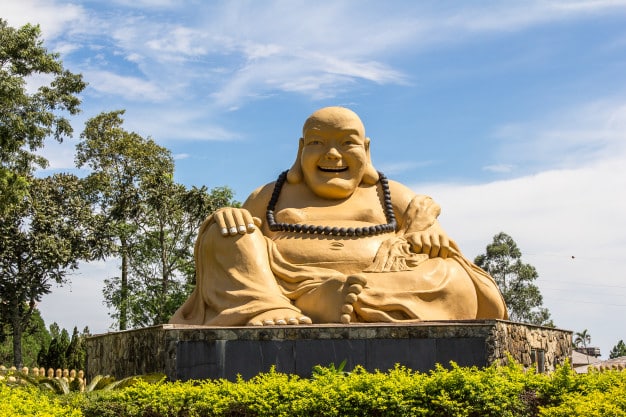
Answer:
[339,128,360,135]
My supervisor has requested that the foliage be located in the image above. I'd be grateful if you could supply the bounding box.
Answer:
[610,340,626,359]
[475,232,553,326]
[76,110,175,330]
[0,18,85,214]
[0,174,101,367]
[0,309,50,367]
[102,184,235,328]
[3,361,626,417]
[0,382,82,417]
[77,110,236,329]
[573,329,591,349]
[0,19,90,369]
[35,324,89,372]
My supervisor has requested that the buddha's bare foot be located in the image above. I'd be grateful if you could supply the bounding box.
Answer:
[247,309,312,326]
[295,274,367,323]
[340,274,367,324]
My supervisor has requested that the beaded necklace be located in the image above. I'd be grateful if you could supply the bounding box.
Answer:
[266,170,397,237]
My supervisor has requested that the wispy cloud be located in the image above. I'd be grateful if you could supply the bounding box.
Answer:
[3,0,86,38]
[442,0,626,33]
[8,0,626,112]
[488,98,626,172]
[376,161,435,175]
[84,70,169,101]
[482,164,515,173]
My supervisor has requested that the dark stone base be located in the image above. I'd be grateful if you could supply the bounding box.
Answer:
[86,320,571,381]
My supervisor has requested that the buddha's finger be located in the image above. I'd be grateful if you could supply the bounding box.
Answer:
[241,210,258,232]
[420,234,432,257]
[407,233,423,254]
[429,234,441,258]
[232,209,247,234]
[214,210,229,236]
[439,234,450,259]
[222,210,238,236]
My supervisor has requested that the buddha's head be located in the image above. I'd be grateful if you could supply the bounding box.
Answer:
[287,106,378,199]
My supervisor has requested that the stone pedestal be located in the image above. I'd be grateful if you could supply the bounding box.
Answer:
[86,320,571,381]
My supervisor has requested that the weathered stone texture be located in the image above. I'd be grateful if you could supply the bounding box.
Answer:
[86,320,571,381]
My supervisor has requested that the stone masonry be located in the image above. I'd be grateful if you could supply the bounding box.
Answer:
[86,320,571,381]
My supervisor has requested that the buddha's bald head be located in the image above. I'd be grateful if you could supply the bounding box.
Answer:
[287,106,378,191]
[302,106,365,139]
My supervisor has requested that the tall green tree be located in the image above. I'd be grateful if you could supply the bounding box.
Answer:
[0,308,50,367]
[103,183,234,327]
[475,232,553,326]
[0,19,85,214]
[0,174,99,367]
[38,323,70,371]
[76,110,175,330]
[609,340,626,359]
[0,19,88,368]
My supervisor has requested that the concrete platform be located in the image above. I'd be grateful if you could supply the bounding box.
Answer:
[86,320,571,381]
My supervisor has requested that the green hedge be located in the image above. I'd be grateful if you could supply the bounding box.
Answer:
[1,362,625,417]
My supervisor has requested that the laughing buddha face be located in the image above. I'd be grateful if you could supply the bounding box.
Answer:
[297,107,374,200]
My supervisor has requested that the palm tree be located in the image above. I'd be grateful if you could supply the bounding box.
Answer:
[574,329,592,364]
[574,329,591,349]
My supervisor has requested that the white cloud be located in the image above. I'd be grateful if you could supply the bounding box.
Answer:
[145,26,209,57]
[488,99,626,172]
[407,95,626,356]
[84,70,169,101]
[376,161,435,175]
[482,164,515,173]
[108,105,241,142]
[414,154,626,357]
[38,260,115,334]
[443,0,626,34]
[2,0,85,39]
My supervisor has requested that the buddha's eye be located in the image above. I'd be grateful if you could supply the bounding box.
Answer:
[306,139,322,146]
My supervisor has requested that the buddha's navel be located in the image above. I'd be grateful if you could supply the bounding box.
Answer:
[329,242,344,250]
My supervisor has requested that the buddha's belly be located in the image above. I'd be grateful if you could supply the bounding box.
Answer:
[271,225,390,274]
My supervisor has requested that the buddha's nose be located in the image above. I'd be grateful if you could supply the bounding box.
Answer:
[325,147,341,159]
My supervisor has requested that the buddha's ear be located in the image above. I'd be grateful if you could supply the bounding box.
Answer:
[362,137,379,185]
[287,138,304,184]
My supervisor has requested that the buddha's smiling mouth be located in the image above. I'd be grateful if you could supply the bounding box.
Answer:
[318,166,348,172]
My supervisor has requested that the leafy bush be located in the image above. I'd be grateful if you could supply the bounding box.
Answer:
[2,361,626,417]
[0,382,82,417]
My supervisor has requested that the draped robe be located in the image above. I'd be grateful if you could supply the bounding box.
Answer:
[170,194,508,326]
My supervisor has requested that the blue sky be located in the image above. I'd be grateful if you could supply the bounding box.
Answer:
[4,0,626,358]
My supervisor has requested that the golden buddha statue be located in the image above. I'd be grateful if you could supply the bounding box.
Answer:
[170,106,507,326]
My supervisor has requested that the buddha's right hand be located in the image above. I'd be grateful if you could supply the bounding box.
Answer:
[213,207,261,237]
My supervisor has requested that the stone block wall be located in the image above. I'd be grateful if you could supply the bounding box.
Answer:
[86,320,572,381]
[487,321,572,371]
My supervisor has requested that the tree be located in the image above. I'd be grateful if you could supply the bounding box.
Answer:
[609,340,626,359]
[574,329,591,349]
[0,174,100,367]
[76,110,176,330]
[65,326,86,371]
[0,308,50,367]
[475,232,553,326]
[0,19,85,214]
[0,19,88,368]
[37,324,88,371]
[102,183,235,327]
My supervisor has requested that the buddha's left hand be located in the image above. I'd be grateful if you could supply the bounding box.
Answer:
[406,231,451,259]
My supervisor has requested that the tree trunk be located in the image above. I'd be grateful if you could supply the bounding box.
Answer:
[11,301,23,368]
[120,237,128,330]
[160,220,168,324]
